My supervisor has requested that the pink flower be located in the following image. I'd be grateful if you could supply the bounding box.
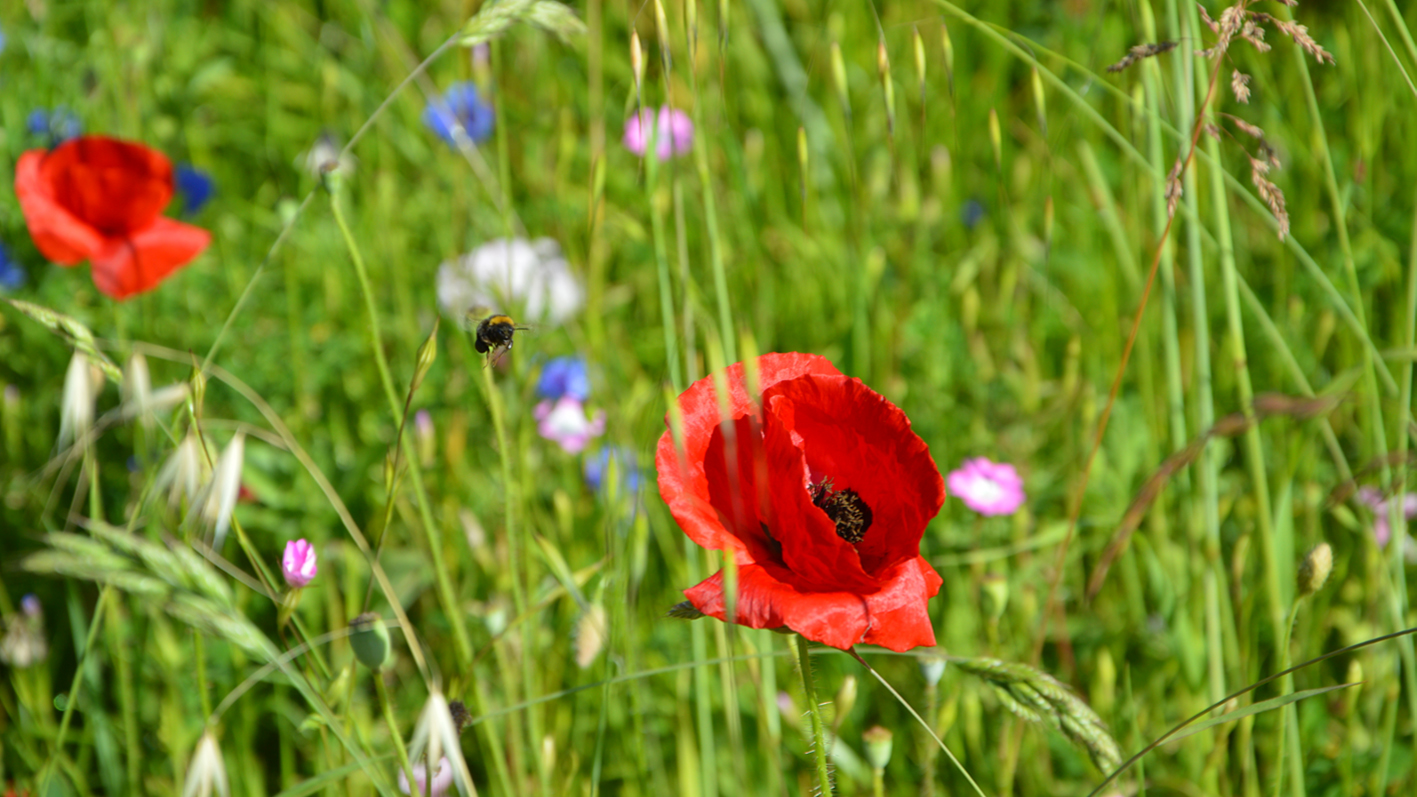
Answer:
[947,457,1025,516]
[534,397,605,454]
[281,539,318,588]
[397,756,453,797]
[623,106,693,160]
[1359,487,1417,548]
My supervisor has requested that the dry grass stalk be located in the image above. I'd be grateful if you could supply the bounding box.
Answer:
[1105,41,1178,73]
[1165,156,1184,219]
[1250,154,1290,239]
[1087,392,1341,600]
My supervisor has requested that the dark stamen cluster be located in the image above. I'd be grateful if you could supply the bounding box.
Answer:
[810,481,874,544]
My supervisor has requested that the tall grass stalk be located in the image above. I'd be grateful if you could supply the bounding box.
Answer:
[1273,2,1417,775]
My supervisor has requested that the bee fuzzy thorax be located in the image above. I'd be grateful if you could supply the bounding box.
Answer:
[473,313,528,363]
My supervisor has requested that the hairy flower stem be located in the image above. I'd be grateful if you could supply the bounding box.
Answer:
[794,635,835,795]
[329,185,473,670]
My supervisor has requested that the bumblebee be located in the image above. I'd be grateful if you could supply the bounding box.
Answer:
[472,313,529,365]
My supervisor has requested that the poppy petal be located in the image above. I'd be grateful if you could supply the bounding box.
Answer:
[14,150,106,265]
[763,373,943,573]
[40,137,173,236]
[761,391,877,592]
[656,353,841,558]
[90,217,210,300]
[684,556,940,651]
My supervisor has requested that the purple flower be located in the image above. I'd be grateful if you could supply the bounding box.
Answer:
[175,164,215,215]
[423,82,495,147]
[623,106,693,160]
[536,356,591,402]
[947,457,1025,516]
[534,397,605,454]
[1359,487,1417,548]
[397,756,453,797]
[20,595,40,618]
[281,539,318,588]
[584,446,640,494]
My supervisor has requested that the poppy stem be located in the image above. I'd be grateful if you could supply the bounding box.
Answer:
[793,634,835,795]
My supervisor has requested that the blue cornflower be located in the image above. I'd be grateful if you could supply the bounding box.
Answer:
[961,199,986,229]
[584,446,641,496]
[26,107,82,143]
[175,164,216,215]
[0,243,25,292]
[536,356,591,402]
[422,83,495,147]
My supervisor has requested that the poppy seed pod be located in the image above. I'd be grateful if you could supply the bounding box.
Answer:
[349,612,394,672]
[862,725,894,770]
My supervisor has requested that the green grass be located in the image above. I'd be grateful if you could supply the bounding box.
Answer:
[3,0,1417,794]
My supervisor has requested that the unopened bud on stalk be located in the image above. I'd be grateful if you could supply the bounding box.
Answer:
[981,573,1009,621]
[913,26,926,101]
[630,30,644,98]
[832,675,857,731]
[878,39,895,140]
[920,655,947,687]
[350,612,394,672]
[1031,67,1047,137]
[862,725,893,770]
[411,319,439,395]
[941,22,955,96]
[653,0,671,69]
[1297,541,1333,597]
[830,42,851,118]
[988,108,1002,173]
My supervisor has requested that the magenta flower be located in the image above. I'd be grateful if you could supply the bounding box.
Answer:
[1359,487,1417,548]
[947,457,1025,516]
[281,539,318,588]
[623,106,693,160]
[535,397,605,454]
[397,756,453,797]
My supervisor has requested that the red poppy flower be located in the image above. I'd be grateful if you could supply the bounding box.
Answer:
[656,352,945,652]
[14,136,210,299]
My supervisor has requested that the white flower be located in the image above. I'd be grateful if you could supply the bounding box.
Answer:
[437,238,583,325]
[298,132,356,178]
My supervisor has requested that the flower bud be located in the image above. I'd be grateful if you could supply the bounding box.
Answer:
[862,725,893,771]
[282,539,318,588]
[349,612,394,672]
[830,42,851,118]
[832,675,857,731]
[981,573,1010,621]
[1297,542,1332,597]
[920,655,947,687]
[411,319,439,395]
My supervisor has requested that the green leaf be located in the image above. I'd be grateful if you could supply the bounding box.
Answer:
[1170,684,1357,743]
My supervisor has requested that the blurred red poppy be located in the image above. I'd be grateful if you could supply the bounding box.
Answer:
[14,136,210,299]
[656,353,945,652]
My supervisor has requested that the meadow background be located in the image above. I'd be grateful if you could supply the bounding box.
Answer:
[2,0,1416,794]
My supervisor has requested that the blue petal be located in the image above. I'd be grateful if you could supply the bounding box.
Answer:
[175,164,216,215]
[0,243,27,292]
[423,82,495,147]
[584,446,641,495]
[536,356,591,401]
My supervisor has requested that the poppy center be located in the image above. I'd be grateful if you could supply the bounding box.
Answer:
[809,480,874,544]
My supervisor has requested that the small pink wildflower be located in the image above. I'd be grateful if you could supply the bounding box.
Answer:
[1358,487,1417,548]
[947,457,1025,516]
[397,756,453,797]
[623,106,693,160]
[534,397,605,454]
[281,539,318,588]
